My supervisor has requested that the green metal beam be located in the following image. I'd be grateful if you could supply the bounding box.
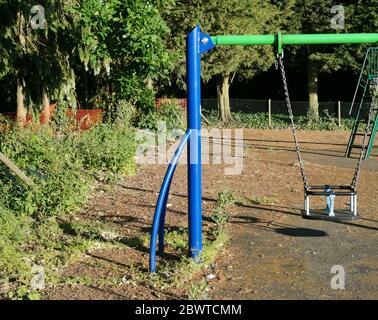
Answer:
[211,33,378,48]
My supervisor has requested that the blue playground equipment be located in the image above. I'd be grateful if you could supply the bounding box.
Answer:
[149,26,378,272]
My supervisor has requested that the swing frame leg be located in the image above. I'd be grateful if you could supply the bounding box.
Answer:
[352,194,358,216]
[304,195,310,216]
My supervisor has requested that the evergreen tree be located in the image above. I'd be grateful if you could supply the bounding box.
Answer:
[0,1,76,123]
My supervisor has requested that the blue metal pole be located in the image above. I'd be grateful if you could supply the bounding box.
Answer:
[187,26,202,259]
[186,26,215,260]
[149,26,213,273]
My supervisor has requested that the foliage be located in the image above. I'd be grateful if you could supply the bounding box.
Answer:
[209,190,235,237]
[162,0,295,122]
[104,99,139,128]
[289,0,361,72]
[188,279,208,300]
[75,124,136,175]
[164,228,188,251]
[51,102,77,133]
[0,127,89,216]
[288,0,378,72]
[138,104,185,131]
[0,1,174,122]
[0,1,79,115]
[71,0,174,113]
[0,207,31,282]
[164,0,295,86]
[0,122,136,298]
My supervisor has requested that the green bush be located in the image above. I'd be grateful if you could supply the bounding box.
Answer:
[0,206,31,282]
[0,122,136,297]
[0,127,89,216]
[103,99,139,128]
[75,124,136,175]
[137,104,185,131]
[0,124,136,216]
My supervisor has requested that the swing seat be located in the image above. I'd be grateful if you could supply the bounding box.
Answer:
[302,185,360,222]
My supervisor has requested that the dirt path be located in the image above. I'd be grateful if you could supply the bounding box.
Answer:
[46,129,378,300]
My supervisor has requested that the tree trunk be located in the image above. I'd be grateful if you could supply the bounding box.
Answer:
[16,11,27,125]
[83,69,88,104]
[40,87,50,124]
[16,75,27,125]
[307,57,319,121]
[217,74,233,123]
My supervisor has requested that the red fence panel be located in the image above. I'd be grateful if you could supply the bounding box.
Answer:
[155,98,187,110]
[0,105,103,131]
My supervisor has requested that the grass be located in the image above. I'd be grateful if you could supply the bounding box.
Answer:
[40,190,236,300]
[240,194,278,206]
[1,212,122,300]
[148,190,234,295]
[189,279,208,300]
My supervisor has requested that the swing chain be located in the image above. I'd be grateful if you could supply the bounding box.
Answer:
[277,54,309,189]
[351,80,378,189]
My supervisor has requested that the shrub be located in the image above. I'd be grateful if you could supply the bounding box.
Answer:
[0,121,136,297]
[104,99,139,128]
[75,124,136,175]
[0,127,89,216]
[0,206,31,283]
[138,104,185,131]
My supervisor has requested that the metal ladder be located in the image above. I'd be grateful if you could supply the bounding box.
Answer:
[346,47,378,159]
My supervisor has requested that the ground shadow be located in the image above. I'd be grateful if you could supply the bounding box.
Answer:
[235,202,301,217]
[275,227,328,237]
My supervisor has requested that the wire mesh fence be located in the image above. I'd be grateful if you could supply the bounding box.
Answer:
[201,98,368,118]
[155,97,373,128]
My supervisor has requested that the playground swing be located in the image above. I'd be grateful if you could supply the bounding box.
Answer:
[275,52,378,221]
[149,26,378,272]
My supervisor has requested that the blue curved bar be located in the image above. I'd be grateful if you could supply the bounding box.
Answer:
[149,130,191,272]
[158,190,169,255]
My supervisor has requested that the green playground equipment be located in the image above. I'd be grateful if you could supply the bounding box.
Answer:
[345,47,378,159]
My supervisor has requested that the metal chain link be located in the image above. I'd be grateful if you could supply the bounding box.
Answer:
[351,79,378,189]
[277,55,377,192]
[277,55,309,189]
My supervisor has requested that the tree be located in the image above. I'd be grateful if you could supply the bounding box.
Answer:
[0,1,77,124]
[0,0,173,125]
[71,0,173,112]
[164,0,294,123]
[0,2,30,123]
[289,0,378,121]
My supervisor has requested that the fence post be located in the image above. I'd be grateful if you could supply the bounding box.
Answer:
[337,101,341,128]
[268,99,272,127]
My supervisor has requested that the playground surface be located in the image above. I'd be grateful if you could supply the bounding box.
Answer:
[46,129,378,300]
